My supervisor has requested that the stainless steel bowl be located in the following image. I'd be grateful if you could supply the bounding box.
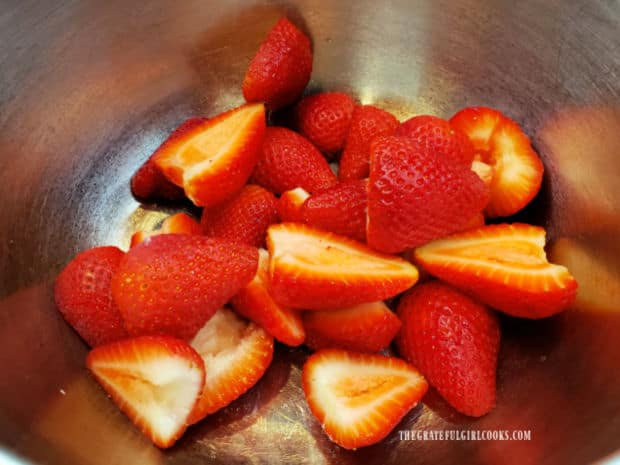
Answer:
[1,1,620,464]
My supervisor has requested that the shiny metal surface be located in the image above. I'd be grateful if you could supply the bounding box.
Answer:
[1,0,620,464]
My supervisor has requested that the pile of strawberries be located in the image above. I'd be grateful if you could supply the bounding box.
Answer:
[54,17,578,451]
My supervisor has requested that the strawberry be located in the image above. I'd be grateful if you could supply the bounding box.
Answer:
[86,335,205,448]
[266,223,418,310]
[201,184,278,247]
[243,17,312,110]
[130,212,201,248]
[111,234,258,340]
[152,103,266,207]
[277,187,310,223]
[450,107,544,217]
[396,281,500,417]
[395,115,475,167]
[130,159,186,201]
[54,246,128,347]
[188,307,274,423]
[231,249,305,346]
[294,92,356,155]
[300,179,368,242]
[367,136,489,253]
[303,301,401,353]
[339,105,399,181]
[414,223,578,318]
[302,349,428,449]
[251,127,337,194]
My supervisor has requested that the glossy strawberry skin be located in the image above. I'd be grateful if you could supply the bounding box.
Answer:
[367,136,489,253]
[243,17,312,110]
[277,187,310,223]
[395,115,474,167]
[251,127,337,195]
[201,184,278,247]
[396,281,500,417]
[111,234,258,340]
[54,246,128,347]
[339,105,399,181]
[300,179,368,242]
[130,159,186,201]
[294,92,356,155]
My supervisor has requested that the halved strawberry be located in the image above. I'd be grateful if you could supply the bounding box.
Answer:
[302,349,428,449]
[54,246,128,347]
[395,115,474,167]
[231,249,305,346]
[367,136,489,253]
[86,335,205,448]
[294,92,356,155]
[152,103,266,207]
[243,17,312,110]
[266,223,418,310]
[130,212,201,248]
[130,158,186,201]
[303,301,401,353]
[450,107,544,217]
[396,281,500,417]
[300,179,368,242]
[414,223,578,318]
[251,127,337,195]
[201,184,278,247]
[277,187,310,223]
[188,307,274,423]
[339,105,399,181]
[112,234,258,340]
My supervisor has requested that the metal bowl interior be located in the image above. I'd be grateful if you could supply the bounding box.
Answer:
[1,1,620,464]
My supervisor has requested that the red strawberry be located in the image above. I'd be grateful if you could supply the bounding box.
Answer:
[201,184,278,247]
[303,301,401,353]
[294,92,356,155]
[414,223,578,319]
[188,307,274,423]
[300,179,368,242]
[111,234,258,340]
[130,212,202,248]
[152,103,266,207]
[130,159,186,201]
[302,349,428,449]
[395,115,475,167]
[86,335,205,448]
[231,249,305,346]
[339,105,399,181]
[243,17,312,110]
[266,223,418,310]
[366,136,489,253]
[54,246,128,347]
[396,281,500,417]
[450,107,544,217]
[251,127,337,194]
[277,187,310,223]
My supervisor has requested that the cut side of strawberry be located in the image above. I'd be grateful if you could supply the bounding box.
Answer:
[231,249,305,346]
[277,187,310,223]
[188,308,274,423]
[303,301,401,353]
[130,212,201,248]
[414,223,578,318]
[450,107,544,218]
[302,349,428,450]
[86,335,205,448]
[267,223,418,310]
[152,103,266,207]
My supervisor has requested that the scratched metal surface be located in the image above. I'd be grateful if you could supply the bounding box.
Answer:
[1,0,620,464]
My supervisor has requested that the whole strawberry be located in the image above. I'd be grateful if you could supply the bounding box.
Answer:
[111,234,258,340]
[54,246,128,347]
[396,281,500,417]
[339,105,399,181]
[243,17,312,110]
[367,136,489,253]
[295,92,356,155]
[251,126,337,194]
[201,184,279,247]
